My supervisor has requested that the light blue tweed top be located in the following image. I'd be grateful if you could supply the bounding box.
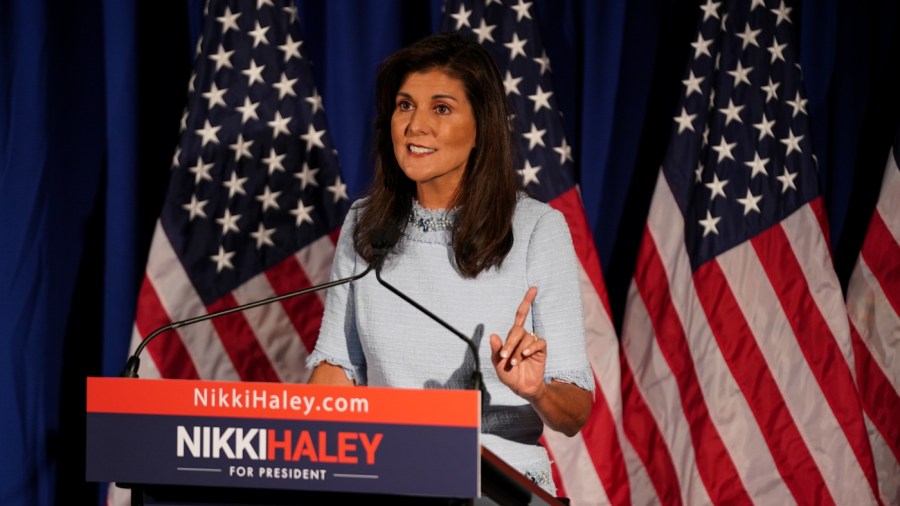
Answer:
[308,195,593,493]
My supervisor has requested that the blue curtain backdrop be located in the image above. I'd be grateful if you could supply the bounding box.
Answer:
[0,0,896,504]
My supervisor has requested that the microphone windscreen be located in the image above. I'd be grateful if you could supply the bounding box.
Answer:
[371,225,401,251]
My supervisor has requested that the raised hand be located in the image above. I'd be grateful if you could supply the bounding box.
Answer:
[489,286,547,401]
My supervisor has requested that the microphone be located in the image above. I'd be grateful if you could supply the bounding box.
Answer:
[120,241,390,378]
[370,225,401,270]
[371,227,487,400]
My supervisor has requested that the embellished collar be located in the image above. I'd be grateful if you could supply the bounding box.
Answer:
[408,200,457,233]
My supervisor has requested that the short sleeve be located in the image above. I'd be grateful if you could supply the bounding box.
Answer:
[525,208,594,392]
[306,206,368,384]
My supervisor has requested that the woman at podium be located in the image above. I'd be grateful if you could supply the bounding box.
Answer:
[307,32,593,496]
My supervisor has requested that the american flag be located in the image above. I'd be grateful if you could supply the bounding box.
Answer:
[441,1,626,504]
[126,0,348,384]
[619,0,883,504]
[846,130,900,504]
[111,2,347,503]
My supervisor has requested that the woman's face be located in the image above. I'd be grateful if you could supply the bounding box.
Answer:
[391,69,477,209]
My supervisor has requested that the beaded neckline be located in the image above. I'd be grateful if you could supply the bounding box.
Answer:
[408,201,457,232]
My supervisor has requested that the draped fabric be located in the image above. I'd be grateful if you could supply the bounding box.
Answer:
[619,3,880,503]
[846,130,900,504]
[128,0,350,384]
[1,1,116,504]
[0,0,897,504]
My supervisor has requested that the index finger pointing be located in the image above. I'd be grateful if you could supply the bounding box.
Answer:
[513,286,538,328]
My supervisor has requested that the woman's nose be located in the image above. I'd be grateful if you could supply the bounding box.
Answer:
[406,109,429,135]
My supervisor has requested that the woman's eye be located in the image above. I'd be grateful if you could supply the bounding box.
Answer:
[435,104,451,114]
[397,101,413,111]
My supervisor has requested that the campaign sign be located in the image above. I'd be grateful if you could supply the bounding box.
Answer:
[86,377,480,498]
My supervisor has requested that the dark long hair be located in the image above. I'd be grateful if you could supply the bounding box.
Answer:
[353,31,518,278]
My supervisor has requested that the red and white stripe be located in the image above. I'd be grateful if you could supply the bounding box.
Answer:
[543,188,629,506]
[619,170,881,505]
[846,146,900,505]
[126,220,337,383]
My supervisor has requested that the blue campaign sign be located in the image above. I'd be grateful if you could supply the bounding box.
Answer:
[86,378,481,499]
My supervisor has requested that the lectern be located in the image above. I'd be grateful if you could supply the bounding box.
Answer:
[86,378,564,505]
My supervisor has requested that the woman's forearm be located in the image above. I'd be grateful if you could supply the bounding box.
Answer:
[527,380,592,436]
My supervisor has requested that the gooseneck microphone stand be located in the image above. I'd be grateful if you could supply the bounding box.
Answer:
[374,263,487,403]
[120,262,378,378]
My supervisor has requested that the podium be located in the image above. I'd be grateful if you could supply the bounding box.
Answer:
[86,378,564,505]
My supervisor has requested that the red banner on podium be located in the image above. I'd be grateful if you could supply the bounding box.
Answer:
[86,377,481,499]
